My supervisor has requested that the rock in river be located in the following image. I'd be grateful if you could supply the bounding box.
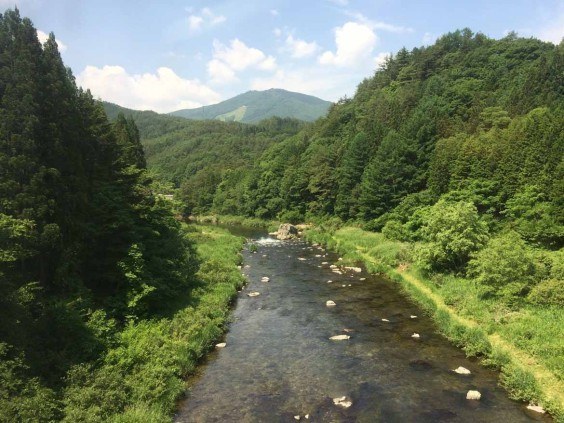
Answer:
[466,390,481,400]
[275,223,299,240]
[215,342,226,348]
[326,300,337,306]
[247,291,261,297]
[330,334,350,341]
[453,366,471,375]
[333,396,353,408]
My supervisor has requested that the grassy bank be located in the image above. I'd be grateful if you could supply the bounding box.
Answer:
[305,225,564,422]
[62,224,246,422]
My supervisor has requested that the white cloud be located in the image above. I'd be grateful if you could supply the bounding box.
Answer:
[327,0,349,6]
[319,22,377,67]
[374,52,390,69]
[77,65,221,113]
[37,30,67,53]
[207,39,276,84]
[344,11,414,33]
[207,59,238,84]
[187,8,226,34]
[285,35,319,58]
[270,9,279,16]
[535,13,564,44]
[273,28,282,37]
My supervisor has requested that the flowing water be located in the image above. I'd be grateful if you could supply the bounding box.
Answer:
[176,228,550,422]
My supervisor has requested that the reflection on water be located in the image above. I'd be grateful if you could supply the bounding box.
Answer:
[176,231,551,423]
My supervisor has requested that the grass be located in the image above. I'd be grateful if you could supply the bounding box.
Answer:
[305,226,564,422]
[62,224,246,422]
[194,214,280,232]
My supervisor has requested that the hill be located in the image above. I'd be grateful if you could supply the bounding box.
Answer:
[168,88,331,123]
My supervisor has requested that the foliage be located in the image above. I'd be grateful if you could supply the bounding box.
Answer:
[415,200,489,272]
[527,279,564,307]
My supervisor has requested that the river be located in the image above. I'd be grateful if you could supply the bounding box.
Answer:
[176,227,549,422]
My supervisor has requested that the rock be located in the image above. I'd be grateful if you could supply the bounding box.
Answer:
[344,266,362,273]
[348,284,352,287]
[322,261,328,265]
[466,390,481,400]
[215,342,226,348]
[244,264,250,268]
[526,405,546,414]
[315,254,322,257]
[294,416,300,421]
[261,276,270,282]
[381,318,390,322]
[332,270,342,275]
[338,257,343,261]
[410,315,417,319]
[276,223,299,240]
[329,264,337,269]
[453,366,471,375]
[359,277,366,281]
[298,257,307,261]
[262,254,267,258]
[330,334,350,340]
[343,328,354,333]
[247,291,261,297]
[305,414,309,419]
[342,284,346,287]
[326,300,337,307]
[333,396,353,408]
[411,333,420,339]
[327,280,333,283]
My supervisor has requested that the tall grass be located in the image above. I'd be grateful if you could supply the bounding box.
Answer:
[62,224,246,422]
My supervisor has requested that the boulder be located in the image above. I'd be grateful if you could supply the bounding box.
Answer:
[466,390,481,400]
[526,405,545,414]
[326,300,336,307]
[453,366,471,375]
[276,223,299,240]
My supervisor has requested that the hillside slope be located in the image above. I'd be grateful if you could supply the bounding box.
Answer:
[169,88,331,123]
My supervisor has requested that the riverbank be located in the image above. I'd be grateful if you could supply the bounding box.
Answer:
[305,225,564,422]
[62,224,246,422]
[192,214,280,231]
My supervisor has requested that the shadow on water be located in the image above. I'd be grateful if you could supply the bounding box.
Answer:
[176,227,552,423]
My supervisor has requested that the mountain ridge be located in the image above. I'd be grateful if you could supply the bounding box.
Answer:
[168,88,331,123]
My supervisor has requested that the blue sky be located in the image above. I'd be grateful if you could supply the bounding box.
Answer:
[6,0,564,112]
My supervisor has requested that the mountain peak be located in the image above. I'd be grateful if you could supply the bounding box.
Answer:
[169,89,331,123]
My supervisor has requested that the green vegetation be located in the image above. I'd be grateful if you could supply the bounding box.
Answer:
[0,9,245,422]
[168,88,331,123]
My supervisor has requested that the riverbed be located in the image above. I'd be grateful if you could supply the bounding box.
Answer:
[176,228,549,422]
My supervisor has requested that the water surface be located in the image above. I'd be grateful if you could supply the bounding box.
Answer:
[176,230,550,422]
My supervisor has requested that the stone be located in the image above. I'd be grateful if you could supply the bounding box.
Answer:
[359,277,366,281]
[343,328,354,332]
[322,261,328,265]
[294,416,300,421]
[327,280,333,283]
[411,333,420,339]
[381,318,390,322]
[305,414,309,419]
[215,342,226,348]
[410,315,417,319]
[526,405,545,414]
[332,270,343,275]
[315,254,322,257]
[329,264,337,269]
[261,276,270,282]
[466,390,481,400]
[326,300,337,307]
[276,223,299,240]
[333,396,352,408]
[330,334,350,340]
[344,266,362,273]
[453,366,471,375]
[298,257,307,261]
[247,291,260,297]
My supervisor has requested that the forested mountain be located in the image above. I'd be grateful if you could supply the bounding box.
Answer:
[169,30,562,239]
[0,9,199,420]
[169,88,331,123]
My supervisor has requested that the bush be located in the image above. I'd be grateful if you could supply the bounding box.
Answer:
[277,209,304,225]
[527,278,564,307]
[416,200,489,272]
[468,231,537,299]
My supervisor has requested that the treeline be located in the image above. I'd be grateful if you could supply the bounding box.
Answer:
[148,30,563,304]
[0,9,199,420]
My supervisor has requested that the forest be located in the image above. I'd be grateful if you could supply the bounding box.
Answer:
[1,5,563,422]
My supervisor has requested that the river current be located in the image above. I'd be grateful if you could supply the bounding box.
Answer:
[176,228,549,422]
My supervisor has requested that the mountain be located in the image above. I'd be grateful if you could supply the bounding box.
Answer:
[168,88,331,123]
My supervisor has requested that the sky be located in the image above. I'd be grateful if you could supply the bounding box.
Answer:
[4,0,564,113]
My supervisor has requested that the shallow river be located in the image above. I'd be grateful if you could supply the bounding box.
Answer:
[176,227,550,422]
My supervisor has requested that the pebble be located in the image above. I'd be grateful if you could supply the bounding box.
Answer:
[326,300,336,307]
[359,277,366,281]
[411,333,420,339]
[333,396,352,408]
[381,318,390,322]
[526,405,546,414]
[330,334,350,341]
[410,315,417,319]
[466,390,481,400]
[294,416,300,421]
[215,342,226,348]
[247,291,260,297]
[327,280,333,283]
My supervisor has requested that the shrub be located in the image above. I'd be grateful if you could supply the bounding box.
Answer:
[468,231,537,299]
[527,278,564,307]
[416,200,489,272]
[277,209,304,225]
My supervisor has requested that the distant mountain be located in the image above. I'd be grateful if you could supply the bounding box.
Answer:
[169,88,331,123]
